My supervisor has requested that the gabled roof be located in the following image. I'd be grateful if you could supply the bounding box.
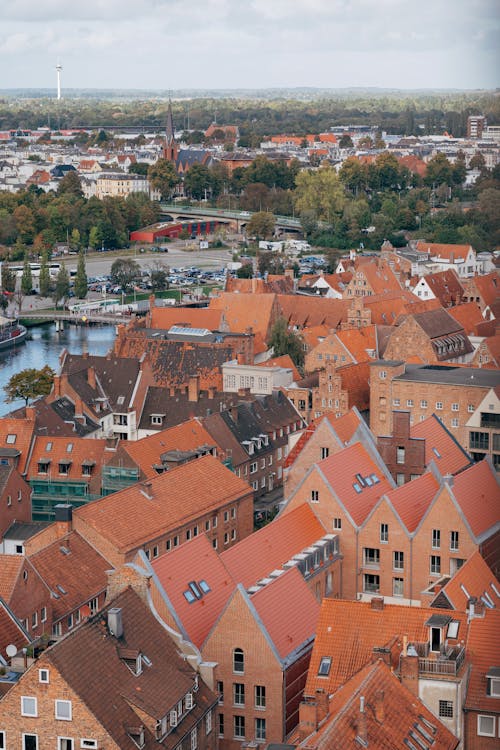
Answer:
[28,531,110,620]
[415,241,472,261]
[248,566,320,661]
[450,460,500,539]
[209,291,278,340]
[220,503,326,588]
[61,353,140,410]
[432,551,500,611]
[225,275,294,295]
[472,270,500,307]
[278,294,348,329]
[465,610,500,714]
[149,306,225,331]
[0,556,25,602]
[297,660,458,750]
[447,302,485,335]
[386,472,440,533]
[336,325,378,362]
[0,416,36,474]
[315,442,394,527]
[357,261,402,295]
[410,414,472,476]
[335,361,371,411]
[0,597,30,663]
[44,587,216,749]
[363,291,441,325]
[305,598,468,697]
[121,418,217,478]
[75,454,252,553]
[416,269,465,306]
[151,535,235,649]
[25,435,109,481]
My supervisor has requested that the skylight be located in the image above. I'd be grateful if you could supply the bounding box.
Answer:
[318,656,332,676]
[6,434,16,444]
[199,580,210,594]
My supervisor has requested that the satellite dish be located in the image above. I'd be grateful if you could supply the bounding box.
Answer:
[6,644,17,657]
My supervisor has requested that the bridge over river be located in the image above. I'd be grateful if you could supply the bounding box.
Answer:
[20,309,128,330]
[159,204,303,233]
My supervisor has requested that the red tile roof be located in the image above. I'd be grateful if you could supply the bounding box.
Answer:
[336,325,378,362]
[416,241,472,262]
[149,306,224,331]
[0,417,36,474]
[472,270,500,307]
[121,418,218,478]
[151,534,235,649]
[0,556,24,601]
[209,292,278,340]
[434,551,500,611]
[465,610,500,713]
[451,460,500,538]
[257,354,301,382]
[220,503,326,588]
[249,566,320,660]
[26,435,109,483]
[386,472,440,533]
[75,454,252,554]
[410,414,472,476]
[0,599,30,662]
[448,302,485,335]
[316,443,393,526]
[305,597,468,697]
[297,660,458,750]
[278,295,348,329]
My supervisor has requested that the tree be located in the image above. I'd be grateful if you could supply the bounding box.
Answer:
[110,258,141,291]
[236,264,253,278]
[74,250,88,299]
[294,166,346,223]
[53,263,70,308]
[57,170,83,198]
[425,153,453,187]
[21,252,33,295]
[39,251,51,297]
[88,225,100,250]
[469,151,486,171]
[147,159,178,200]
[13,204,36,244]
[184,164,212,200]
[129,162,149,176]
[268,317,304,369]
[149,260,169,291]
[339,134,354,149]
[4,365,55,405]
[70,228,81,250]
[246,211,275,240]
[1,264,16,293]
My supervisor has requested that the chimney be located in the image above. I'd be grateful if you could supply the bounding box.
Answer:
[149,294,156,311]
[107,607,123,638]
[74,397,84,417]
[188,375,200,403]
[87,367,96,390]
[356,696,368,746]
[315,689,329,724]
[298,699,319,739]
[370,597,384,611]
[54,503,73,537]
[374,690,384,724]
[25,406,35,421]
[402,635,408,657]
[400,652,419,696]
[53,375,61,397]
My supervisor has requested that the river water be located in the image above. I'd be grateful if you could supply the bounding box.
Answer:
[0,324,116,416]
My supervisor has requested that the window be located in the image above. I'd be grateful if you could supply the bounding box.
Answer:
[321,447,329,459]
[439,700,453,718]
[430,555,441,575]
[379,370,387,379]
[477,715,495,737]
[23,737,38,750]
[190,728,197,750]
[6,433,16,444]
[22,696,37,717]
[432,529,441,549]
[39,668,49,683]
[58,740,74,750]
[255,685,266,708]
[250,462,257,474]
[218,713,224,737]
[363,574,380,593]
[421,399,428,408]
[0,733,4,750]
[55,699,72,720]
[186,529,192,541]
[80,742,98,750]
[52,621,62,637]
[435,402,443,410]
[451,418,459,428]
[406,399,414,407]
[393,551,404,570]
[318,657,332,676]
[393,578,404,597]
[234,716,245,739]
[311,490,319,503]
[396,446,405,464]
[380,523,389,543]
[468,404,475,413]
[447,621,460,639]
[234,683,245,706]
[450,531,459,551]
[206,710,212,735]
[470,431,489,450]
[451,403,459,411]
[233,648,244,674]
[217,680,224,704]
[255,717,266,742]
[224,531,230,544]
[333,518,342,530]
[393,399,400,407]
[32,611,38,629]
[363,548,380,567]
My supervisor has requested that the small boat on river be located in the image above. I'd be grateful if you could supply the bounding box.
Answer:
[0,315,28,351]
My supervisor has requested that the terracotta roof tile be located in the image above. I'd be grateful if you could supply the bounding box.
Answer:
[151,535,235,649]
[465,610,500,713]
[257,354,301,382]
[26,436,109,485]
[0,417,36,474]
[209,292,279,340]
[336,325,378,362]
[278,295,348,329]
[305,597,468,697]
[75,454,252,553]
[434,551,500,611]
[220,503,326,588]
[386,472,440,533]
[317,443,393,526]
[0,599,30,662]
[249,567,320,660]
[447,302,485,335]
[410,414,472,476]
[472,270,500,307]
[416,241,472,261]
[451,460,500,538]
[0,556,24,601]
[150,306,224,331]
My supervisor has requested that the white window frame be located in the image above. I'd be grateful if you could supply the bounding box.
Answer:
[39,668,49,683]
[55,699,72,721]
[80,742,98,750]
[477,714,495,737]
[58,739,74,750]
[206,709,212,734]
[190,727,197,750]
[22,735,38,750]
[21,696,38,717]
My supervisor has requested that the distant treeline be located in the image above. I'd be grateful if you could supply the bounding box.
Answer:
[0,91,498,137]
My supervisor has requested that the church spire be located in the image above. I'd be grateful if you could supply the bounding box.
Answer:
[164,99,178,164]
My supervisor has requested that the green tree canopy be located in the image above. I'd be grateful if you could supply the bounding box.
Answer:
[21,252,33,295]
[74,250,88,299]
[147,159,179,200]
[110,258,141,291]
[53,263,70,307]
[38,251,51,297]
[339,134,354,149]
[4,365,55,405]
[294,166,346,223]
[268,317,304,369]
[57,170,83,198]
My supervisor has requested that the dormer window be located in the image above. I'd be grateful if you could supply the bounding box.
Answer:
[118,648,143,676]
[58,460,71,476]
[126,725,145,749]
[38,460,50,474]
[487,669,500,697]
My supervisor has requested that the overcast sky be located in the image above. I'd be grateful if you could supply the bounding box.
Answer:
[2,0,499,91]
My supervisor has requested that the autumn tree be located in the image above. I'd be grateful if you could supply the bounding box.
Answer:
[4,365,55,405]
[147,159,178,200]
[246,211,275,240]
[294,166,345,223]
[57,170,83,198]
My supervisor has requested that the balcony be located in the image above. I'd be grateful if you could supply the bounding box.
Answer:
[413,643,466,677]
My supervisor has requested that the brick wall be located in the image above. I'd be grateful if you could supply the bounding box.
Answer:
[377,411,426,484]
[0,469,32,540]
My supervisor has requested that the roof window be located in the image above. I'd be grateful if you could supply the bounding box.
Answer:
[6,434,16,444]
[318,657,332,676]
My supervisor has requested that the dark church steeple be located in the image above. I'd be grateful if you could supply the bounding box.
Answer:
[163,100,178,164]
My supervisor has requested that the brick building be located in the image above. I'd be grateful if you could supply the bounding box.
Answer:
[0,586,218,750]
[0,464,32,539]
[369,361,500,453]
[311,361,370,421]
[383,308,473,364]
